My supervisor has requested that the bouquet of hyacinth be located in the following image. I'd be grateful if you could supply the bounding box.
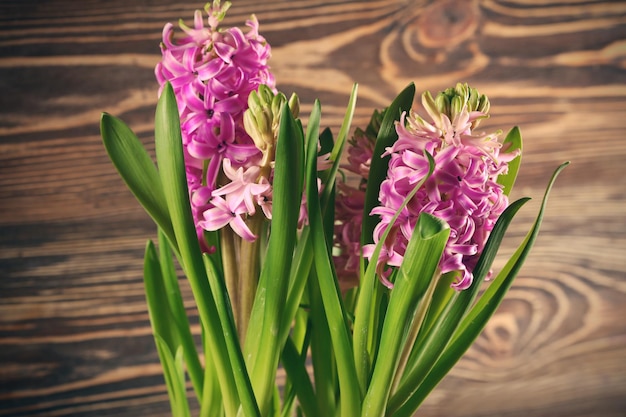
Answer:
[100,2,568,417]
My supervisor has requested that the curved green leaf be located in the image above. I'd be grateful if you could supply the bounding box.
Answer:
[386,197,530,415]
[497,126,522,196]
[100,113,178,256]
[390,161,569,417]
[203,254,260,417]
[361,213,449,417]
[154,337,191,417]
[245,101,305,415]
[361,83,415,247]
[353,151,434,395]
[306,93,361,417]
[155,231,205,402]
[155,82,239,417]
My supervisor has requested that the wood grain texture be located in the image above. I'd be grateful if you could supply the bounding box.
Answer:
[1,0,625,415]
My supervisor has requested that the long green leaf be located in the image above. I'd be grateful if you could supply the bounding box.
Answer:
[203,255,260,417]
[353,151,434,395]
[361,83,415,247]
[280,313,311,417]
[143,240,179,358]
[319,84,358,207]
[144,241,190,416]
[155,82,239,417]
[279,84,358,351]
[361,213,450,417]
[278,98,322,348]
[306,92,361,417]
[173,346,192,417]
[154,337,192,417]
[352,83,416,395]
[308,269,337,416]
[497,126,522,196]
[100,113,178,256]
[244,102,304,415]
[282,337,321,417]
[200,329,223,417]
[386,197,530,415]
[391,161,569,417]
[157,230,204,402]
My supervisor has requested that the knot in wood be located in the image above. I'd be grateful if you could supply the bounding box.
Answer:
[416,0,479,49]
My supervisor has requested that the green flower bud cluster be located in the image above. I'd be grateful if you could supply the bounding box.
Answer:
[244,84,300,167]
[422,82,491,129]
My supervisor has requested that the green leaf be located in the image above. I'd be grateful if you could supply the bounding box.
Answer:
[200,331,223,417]
[280,312,311,417]
[361,83,415,247]
[245,101,305,415]
[100,113,178,256]
[319,84,358,208]
[155,82,239,417]
[390,161,569,417]
[361,213,450,417]
[497,126,522,196]
[281,337,321,417]
[308,269,337,416]
[456,163,569,350]
[306,91,361,417]
[352,150,434,395]
[279,98,322,348]
[156,230,204,402]
[352,83,416,397]
[154,337,191,417]
[203,255,260,417]
[143,240,179,356]
[386,197,530,416]
[280,85,357,356]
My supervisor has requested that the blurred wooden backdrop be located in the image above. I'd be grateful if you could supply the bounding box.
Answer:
[1,0,625,416]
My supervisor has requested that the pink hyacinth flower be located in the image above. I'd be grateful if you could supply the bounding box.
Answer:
[155,2,275,249]
[364,90,516,290]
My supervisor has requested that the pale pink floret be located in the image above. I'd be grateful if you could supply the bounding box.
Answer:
[200,159,270,242]
[200,195,257,242]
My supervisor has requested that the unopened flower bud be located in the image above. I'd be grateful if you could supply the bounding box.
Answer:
[450,95,464,121]
[431,83,491,128]
[435,93,450,118]
[288,93,300,119]
[477,93,490,114]
[422,90,442,124]
[244,85,300,168]
[245,86,275,159]
[467,86,480,111]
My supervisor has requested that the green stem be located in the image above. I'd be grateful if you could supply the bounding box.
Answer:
[238,214,263,344]
[221,227,240,331]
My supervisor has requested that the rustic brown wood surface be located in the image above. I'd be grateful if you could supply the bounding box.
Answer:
[1,0,625,416]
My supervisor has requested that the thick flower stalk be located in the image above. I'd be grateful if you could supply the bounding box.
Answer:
[155,0,275,249]
[364,83,519,289]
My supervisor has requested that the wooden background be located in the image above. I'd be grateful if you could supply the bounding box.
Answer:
[1,0,625,416]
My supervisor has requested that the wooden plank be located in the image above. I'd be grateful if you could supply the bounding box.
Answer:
[1,0,625,415]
